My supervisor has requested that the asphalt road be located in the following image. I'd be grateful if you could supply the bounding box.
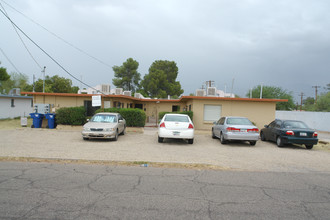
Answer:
[1,161,330,220]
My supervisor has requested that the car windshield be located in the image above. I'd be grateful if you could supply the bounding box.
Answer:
[226,118,253,125]
[283,121,309,129]
[91,115,117,123]
[165,115,189,122]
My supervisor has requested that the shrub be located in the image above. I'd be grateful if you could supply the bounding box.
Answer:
[56,106,86,125]
[158,111,194,121]
[96,108,146,127]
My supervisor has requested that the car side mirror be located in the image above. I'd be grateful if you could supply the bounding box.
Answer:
[213,121,217,125]
[87,119,89,122]
[264,125,268,128]
[119,120,123,123]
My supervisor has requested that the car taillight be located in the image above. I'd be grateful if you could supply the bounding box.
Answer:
[160,122,165,128]
[188,124,194,129]
[313,132,318,137]
[286,130,294,136]
[247,128,259,133]
[227,127,240,132]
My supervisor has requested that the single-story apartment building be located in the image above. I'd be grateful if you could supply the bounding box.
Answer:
[0,94,33,119]
[21,92,287,130]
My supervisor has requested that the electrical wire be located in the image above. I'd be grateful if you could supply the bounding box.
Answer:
[0,2,42,70]
[0,47,23,74]
[0,0,113,69]
[0,7,103,94]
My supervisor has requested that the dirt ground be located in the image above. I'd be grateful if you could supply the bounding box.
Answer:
[0,118,329,172]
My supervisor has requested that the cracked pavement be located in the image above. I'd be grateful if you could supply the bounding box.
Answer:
[1,161,330,219]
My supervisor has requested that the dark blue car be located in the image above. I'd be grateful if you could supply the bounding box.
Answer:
[260,119,318,149]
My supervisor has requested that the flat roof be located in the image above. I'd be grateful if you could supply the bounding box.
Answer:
[21,92,287,103]
[0,94,33,99]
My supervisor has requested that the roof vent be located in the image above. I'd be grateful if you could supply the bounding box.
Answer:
[207,87,217,96]
[195,89,205,96]
[115,88,123,95]
[123,91,131,96]
[9,88,21,96]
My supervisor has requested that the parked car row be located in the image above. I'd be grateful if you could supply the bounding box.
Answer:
[82,113,318,149]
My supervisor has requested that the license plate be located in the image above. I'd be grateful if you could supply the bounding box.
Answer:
[300,132,307,136]
[173,131,180,136]
[241,129,247,132]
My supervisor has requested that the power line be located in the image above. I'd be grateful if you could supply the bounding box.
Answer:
[0,7,103,95]
[0,0,113,69]
[0,47,22,74]
[0,2,42,70]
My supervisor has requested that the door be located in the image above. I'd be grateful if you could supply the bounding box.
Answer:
[84,100,100,116]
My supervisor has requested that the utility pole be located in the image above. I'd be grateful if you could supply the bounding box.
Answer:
[33,74,35,92]
[312,85,321,104]
[42,66,46,93]
[260,83,263,99]
[299,92,304,111]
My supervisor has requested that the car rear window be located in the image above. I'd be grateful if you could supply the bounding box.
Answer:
[165,115,189,122]
[226,118,253,125]
[283,121,309,129]
[91,115,117,123]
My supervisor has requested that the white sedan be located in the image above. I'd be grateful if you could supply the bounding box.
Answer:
[158,114,194,144]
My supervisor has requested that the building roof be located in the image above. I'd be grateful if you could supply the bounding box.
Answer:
[0,94,33,99]
[21,92,287,103]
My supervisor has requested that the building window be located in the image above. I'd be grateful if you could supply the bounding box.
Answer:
[204,105,221,122]
[172,105,180,112]
[189,105,192,111]
[11,99,15,107]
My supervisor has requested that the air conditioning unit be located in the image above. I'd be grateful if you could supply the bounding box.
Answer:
[207,87,217,96]
[134,93,142,99]
[123,91,131,96]
[101,84,110,94]
[196,89,205,96]
[9,88,21,96]
[115,88,123,95]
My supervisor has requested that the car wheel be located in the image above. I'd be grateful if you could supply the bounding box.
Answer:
[220,133,227,144]
[212,129,216,139]
[260,132,266,141]
[121,126,126,135]
[158,136,164,143]
[188,138,194,144]
[113,130,118,141]
[276,136,283,147]
[305,145,313,149]
[249,141,256,146]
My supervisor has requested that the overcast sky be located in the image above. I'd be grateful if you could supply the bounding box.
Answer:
[0,0,329,100]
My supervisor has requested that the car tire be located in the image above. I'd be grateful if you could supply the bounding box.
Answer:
[305,145,313,149]
[276,136,283,147]
[188,139,194,144]
[220,133,227,144]
[113,130,118,141]
[158,136,164,143]
[249,141,256,146]
[212,129,216,139]
[83,137,89,141]
[260,132,266,141]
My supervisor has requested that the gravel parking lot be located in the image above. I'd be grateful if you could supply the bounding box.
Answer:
[1,126,330,173]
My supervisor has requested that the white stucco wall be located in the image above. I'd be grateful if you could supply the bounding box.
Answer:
[276,111,330,132]
[0,96,33,119]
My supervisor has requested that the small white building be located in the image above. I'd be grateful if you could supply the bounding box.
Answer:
[0,94,33,119]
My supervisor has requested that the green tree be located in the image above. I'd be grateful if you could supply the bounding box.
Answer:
[0,62,10,89]
[302,97,316,111]
[112,58,141,92]
[247,85,295,110]
[34,75,79,93]
[0,72,31,94]
[140,60,183,98]
[315,92,330,112]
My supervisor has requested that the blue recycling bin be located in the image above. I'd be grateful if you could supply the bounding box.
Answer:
[45,113,56,129]
[29,113,44,128]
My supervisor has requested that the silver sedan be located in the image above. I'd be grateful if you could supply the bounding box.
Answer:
[82,113,126,141]
[212,116,259,146]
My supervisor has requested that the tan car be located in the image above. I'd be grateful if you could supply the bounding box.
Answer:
[82,113,126,141]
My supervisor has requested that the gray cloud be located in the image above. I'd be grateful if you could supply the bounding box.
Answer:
[1,0,329,99]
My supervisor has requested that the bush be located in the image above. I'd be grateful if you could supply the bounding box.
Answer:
[158,111,194,121]
[96,108,146,127]
[56,106,86,125]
